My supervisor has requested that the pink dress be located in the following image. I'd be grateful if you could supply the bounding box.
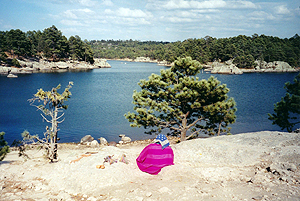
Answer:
[136,143,174,175]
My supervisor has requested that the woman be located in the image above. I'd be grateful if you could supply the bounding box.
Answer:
[136,134,174,175]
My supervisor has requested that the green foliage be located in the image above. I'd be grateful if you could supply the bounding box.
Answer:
[11,58,20,67]
[268,73,300,132]
[25,82,73,162]
[0,132,10,161]
[125,57,237,141]
[90,34,300,68]
[0,25,94,63]
[233,54,255,69]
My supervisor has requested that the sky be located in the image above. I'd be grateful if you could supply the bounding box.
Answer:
[0,0,299,41]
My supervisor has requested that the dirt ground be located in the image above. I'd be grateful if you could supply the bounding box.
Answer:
[1,131,299,201]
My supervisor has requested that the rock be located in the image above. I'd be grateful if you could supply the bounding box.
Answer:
[254,60,296,73]
[80,135,94,144]
[10,58,111,73]
[99,137,108,145]
[119,134,131,143]
[210,62,243,75]
[90,140,99,147]
[292,128,300,133]
[93,59,111,68]
[108,141,117,146]
[55,62,69,69]
[134,56,157,63]
[157,60,171,66]
[7,73,18,78]
[146,192,152,197]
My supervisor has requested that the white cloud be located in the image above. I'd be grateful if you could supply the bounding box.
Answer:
[275,5,291,15]
[104,8,153,26]
[42,0,297,40]
[63,8,94,18]
[227,0,257,9]
[102,0,113,6]
[105,8,151,18]
[248,11,275,21]
[164,16,195,22]
[161,0,226,9]
[64,10,78,19]
[147,0,260,10]
[49,0,97,6]
[117,7,150,18]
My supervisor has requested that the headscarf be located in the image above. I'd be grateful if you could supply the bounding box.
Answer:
[153,134,170,150]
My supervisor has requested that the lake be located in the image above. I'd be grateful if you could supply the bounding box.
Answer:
[0,60,297,145]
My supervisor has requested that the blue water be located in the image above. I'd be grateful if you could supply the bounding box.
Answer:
[0,60,297,145]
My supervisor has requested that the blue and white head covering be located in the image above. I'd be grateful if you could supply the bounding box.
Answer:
[154,134,170,150]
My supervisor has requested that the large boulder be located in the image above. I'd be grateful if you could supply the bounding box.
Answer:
[99,137,108,145]
[119,134,132,144]
[80,135,94,144]
[90,140,99,147]
[55,62,70,69]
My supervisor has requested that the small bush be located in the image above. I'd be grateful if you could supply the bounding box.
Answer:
[0,132,10,161]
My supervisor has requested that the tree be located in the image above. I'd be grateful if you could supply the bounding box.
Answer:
[43,25,68,61]
[23,82,73,162]
[5,29,31,58]
[125,57,237,141]
[268,73,300,132]
[0,132,10,161]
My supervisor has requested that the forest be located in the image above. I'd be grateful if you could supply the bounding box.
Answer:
[1,25,299,69]
[0,25,94,65]
[90,34,300,69]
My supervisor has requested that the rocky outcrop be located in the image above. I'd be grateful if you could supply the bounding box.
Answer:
[252,60,297,73]
[93,59,111,68]
[134,57,158,63]
[206,60,298,75]
[210,60,243,75]
[0,58,111,75]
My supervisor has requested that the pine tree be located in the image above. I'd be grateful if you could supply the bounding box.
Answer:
[268,73,300,132]
[125,57,237,141]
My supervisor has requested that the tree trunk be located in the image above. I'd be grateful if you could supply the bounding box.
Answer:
[181,129,187,141]
[217,123,221,136]
[180,113,189,141]
[49,108,58,161]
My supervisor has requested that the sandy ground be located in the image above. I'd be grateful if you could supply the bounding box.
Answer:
[0,131,299,201]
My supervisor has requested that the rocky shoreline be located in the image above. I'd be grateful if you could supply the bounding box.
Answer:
[0,58,111,77]
[204,60,299,75]
[2,57,299,78]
